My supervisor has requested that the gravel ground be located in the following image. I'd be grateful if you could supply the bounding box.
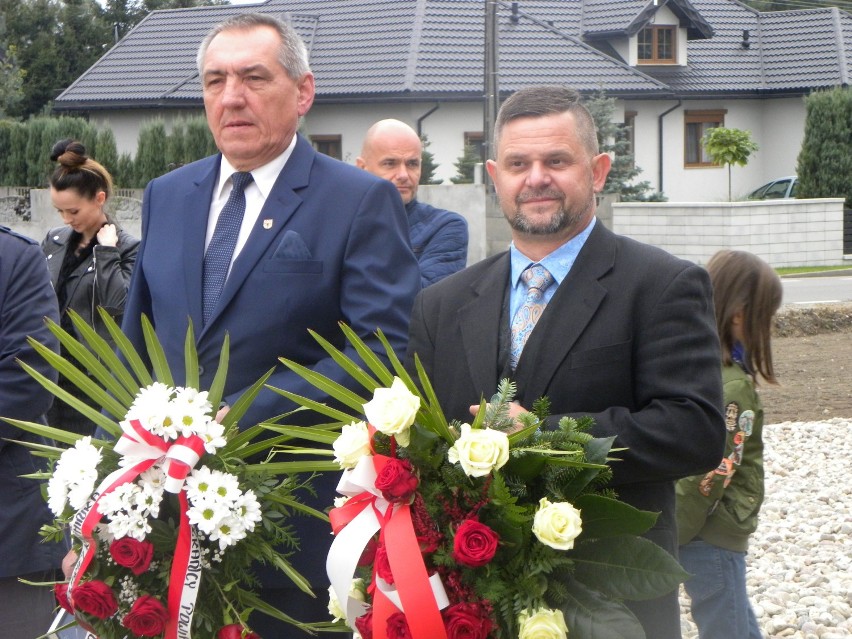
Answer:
[679,417,852,638]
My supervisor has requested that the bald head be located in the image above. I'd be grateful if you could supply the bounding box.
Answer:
[357,119,422,204]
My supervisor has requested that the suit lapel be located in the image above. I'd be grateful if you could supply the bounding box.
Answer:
[183,158,220,334]
[515,223,616,402]
[458,254,510,396]
[204,136,314,332]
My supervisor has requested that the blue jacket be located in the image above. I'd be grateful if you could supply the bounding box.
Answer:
[0,226,66,578]
[406,199,468,287]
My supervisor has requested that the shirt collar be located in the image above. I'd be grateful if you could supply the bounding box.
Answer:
[510,216,597,288]
[215,135,298,199]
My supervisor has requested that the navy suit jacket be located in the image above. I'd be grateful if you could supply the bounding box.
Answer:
[121,136,420,591]
[407,221,725,638]
[0,227,65,579]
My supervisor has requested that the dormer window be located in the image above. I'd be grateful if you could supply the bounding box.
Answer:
[638,26,676,63]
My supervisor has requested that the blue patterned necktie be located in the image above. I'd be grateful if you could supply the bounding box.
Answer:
[510,264,555,369]
[202,171,253,324]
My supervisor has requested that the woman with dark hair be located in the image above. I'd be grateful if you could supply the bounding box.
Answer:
[42,139,140,435]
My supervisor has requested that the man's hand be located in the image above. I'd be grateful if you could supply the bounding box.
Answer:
[469,401,528,433]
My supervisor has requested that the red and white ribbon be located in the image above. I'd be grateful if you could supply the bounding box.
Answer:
[327,455,448,639]
[70,419,206,639]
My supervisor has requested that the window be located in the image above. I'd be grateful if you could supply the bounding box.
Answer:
[310,135,342,160]
[464,131,486,163]
[638,26,676,64]
[684,110,726,167]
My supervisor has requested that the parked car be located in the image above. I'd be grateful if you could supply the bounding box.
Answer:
[747,176,798,200]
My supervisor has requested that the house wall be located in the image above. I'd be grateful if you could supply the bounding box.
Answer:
[625,96,805,202]
[90,94,807,205]
[612,198,846,267]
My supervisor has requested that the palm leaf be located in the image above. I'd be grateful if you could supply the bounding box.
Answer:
[261,424,340,445]
[207,333,231,411]
[243,461,340,475]
[308,327,383,393]
[141,314,174,386]
[219,365,271,431]
[266,386,359,424]
[104,311,153,388]
[276,359,368,414]
[184,321,199,390]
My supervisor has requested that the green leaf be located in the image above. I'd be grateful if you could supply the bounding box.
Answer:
[574,495,658,539]
[266,386,359,424]
[308,326,384,393]
[338,323,395,388]
[261,424,340,445]
[220,367,273,431]
[17,356,121,435]
[2,417,109,447]
[243,461,341,475]
[571,536,689,601]
[184,320,199,390]
[142,314,174,386]
[276,358,368,414]
[207,333,230,411]
[559,436,615,501]
[103,309,153,388]
[264,493,329,521]
[560,577,646,639]
[413,354,454,443]
[236,589,314,631]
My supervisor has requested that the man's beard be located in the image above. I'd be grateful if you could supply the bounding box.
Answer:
[506,188,591,236]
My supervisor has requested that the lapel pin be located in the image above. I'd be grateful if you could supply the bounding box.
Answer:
[263,219,273,230]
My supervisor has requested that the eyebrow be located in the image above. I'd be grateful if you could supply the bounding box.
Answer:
[203,63,271,79]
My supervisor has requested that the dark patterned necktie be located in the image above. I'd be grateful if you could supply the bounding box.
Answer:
[202,171,253,324]
[510,264,555,369]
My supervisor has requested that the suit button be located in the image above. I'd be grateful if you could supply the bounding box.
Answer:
[198,365,205,376]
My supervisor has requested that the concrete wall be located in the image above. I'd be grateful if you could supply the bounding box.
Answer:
[612,198,847,267]
[5,187,845,268]
[1,185,485,265]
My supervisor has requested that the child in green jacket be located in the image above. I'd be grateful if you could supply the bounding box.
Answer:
[677,250,782,639]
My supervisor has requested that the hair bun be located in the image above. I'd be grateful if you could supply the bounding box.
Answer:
[50,139,87,165]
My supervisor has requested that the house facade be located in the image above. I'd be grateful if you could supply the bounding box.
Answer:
[54,0,852,202]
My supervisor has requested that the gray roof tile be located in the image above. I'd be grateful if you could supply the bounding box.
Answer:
[54,0,851,110]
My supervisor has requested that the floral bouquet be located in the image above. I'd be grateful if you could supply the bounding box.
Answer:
[4,310,336,639]
[272,325,689,639]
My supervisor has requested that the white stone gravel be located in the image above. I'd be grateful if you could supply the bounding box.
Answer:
[680,418,852,639]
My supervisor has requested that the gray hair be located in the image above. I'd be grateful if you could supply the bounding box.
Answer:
[494,86,599,157]
[196,13,311,80]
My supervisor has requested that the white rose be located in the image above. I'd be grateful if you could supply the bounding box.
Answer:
[327,579,366,625]
[447,423,509,477]
[532,497,583,550]
[363,377,419,447]
[332,421,372,468]
[518,607,568,639]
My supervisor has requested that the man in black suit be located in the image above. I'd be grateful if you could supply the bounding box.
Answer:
[406,86,725,638]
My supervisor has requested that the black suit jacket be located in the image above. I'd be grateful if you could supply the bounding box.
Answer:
[407,221,725,637]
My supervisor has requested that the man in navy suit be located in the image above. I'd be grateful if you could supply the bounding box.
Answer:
[121,13,420,636]
[0,226,66,638]
[406,87,725,638]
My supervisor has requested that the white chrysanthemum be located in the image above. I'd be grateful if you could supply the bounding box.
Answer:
[198,420,227,454]
[187,496,229,535]
[209,515,247,550]
[185,466,216,501]
[126,512,153,541]
[173,387,213,414]
[47,436,102,515]
[210,471,241,504]
[139,465,167,491]
[106,512,133,540]
[129,382,174,412]
[134,481,164,518]
[233,490,262,531]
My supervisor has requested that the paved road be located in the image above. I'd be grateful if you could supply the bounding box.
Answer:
[782,273,852,305]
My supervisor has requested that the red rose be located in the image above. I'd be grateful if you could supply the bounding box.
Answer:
[374,543,394,584]
[452,520,499,567]
[121,595,169,637]
[217,623,261,639]
[354,610,373,639]
[54,583,74,615]
[110,537,155,575]
[374,458,419,503]
[72,580,118,619]
[443,603,493,639]
[386,612,412,639]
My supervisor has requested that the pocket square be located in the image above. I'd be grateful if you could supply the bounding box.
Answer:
[272,230,312,260]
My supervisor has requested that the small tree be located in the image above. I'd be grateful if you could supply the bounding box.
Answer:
[134,119,169,187]
[584,89,665,201]
[95,127,119,176]
[796,87,852,209]
[419,134,442,184]
[114,152,135,189]
[700,126,758,201]
[450,144,480,184]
